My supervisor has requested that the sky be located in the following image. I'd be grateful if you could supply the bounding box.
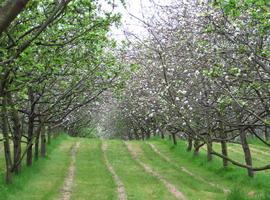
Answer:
[102,0,173,41]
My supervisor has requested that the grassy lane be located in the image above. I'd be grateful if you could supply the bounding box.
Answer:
[1,137,269,200]
[106,140,177,200]
[70,139,117,200]
[148,140,233,190]
[101,141,127,200]
[0,135,75,200]
[150,139,270,199]
[131,141,226,200]
[230,143,270,163]
[210,143,270,168]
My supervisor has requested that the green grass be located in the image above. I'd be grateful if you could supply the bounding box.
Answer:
[105,140,177,200]
[129,141,226,200]
[149,138,270,200]
[70,139,117,200]
[0,134,74,200]
[208,143,270,168]
[0,136,269,200]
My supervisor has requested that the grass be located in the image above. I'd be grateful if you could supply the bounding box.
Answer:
[0,136,269,200]
[209,143,270,168]
[105,140,176,200]
[70,139,117,200]
[0,134,74,200]
[149,138,270,200]
[129,141,226,200]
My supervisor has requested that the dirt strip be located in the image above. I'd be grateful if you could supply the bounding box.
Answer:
[149,143,230,194]
[125,142,187,200]
[102,141,127,200]
[59,142,80,200]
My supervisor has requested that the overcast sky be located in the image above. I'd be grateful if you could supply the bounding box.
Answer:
[103,0,173,41]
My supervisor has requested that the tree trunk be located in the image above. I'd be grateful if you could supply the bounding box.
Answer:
[128,132,132,140]
[47,129,51,145]
[206,140,213,161]
[41,126,46,157]
[7,92,22,174]
[193,139,199,155]
[27,116,34,166]
[220,130,228,167]
[219,120,228,167]
[187,135,192,151]
[160,131,164,139]
[206,117,212,161]
[141,128,145,141]
[26,88,35,166]
[172,133,177,145]
[265,126,269,141]
[146,131,150,140]
[1,94,13,183]
[34,124,42,161]
[240,127,254,177]
[0,0,30,34]
[221,140,228,167]
[134,129,140,140]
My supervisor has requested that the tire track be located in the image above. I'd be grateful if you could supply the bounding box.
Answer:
[149,143,230,194]
[59,141,80,200]
[102,141,127,200]
[125,142,187,200]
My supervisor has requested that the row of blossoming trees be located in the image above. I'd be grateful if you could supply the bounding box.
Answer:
[0,0,127,183]
[109,0,270,177]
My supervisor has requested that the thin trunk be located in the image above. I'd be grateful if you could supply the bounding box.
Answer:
[141,128,145,141]
[194,139,199,155]
[187,135,192,151]
[218,114,228,167]
[34,124,42,160]
[160,131,164,139]
[41,126,46,157]
[240,127,254,177]
[265,126,269,141]
[1,95,13,183]
[172,133,177,145]
[153,125,157,136]
[26,116,34,166]
[134,129,140,140]
[7,92,22,174]
[206,117,212,161]
[127,131,132,140]
[221,140,228,167]
[206,140,213,161]
[26,88,35,166]
[220,126,228,167]
[47,129,51,145]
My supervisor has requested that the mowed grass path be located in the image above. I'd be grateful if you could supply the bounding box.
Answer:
[1,136,270,200]
[132,141,226,200]
[70,139,118,200]
[105,140,176,200]
[151,139,270,199]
